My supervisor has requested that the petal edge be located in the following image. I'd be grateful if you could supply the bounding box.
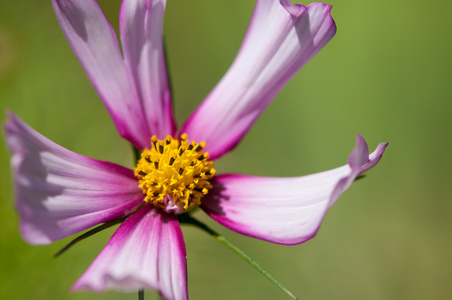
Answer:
[181,1,337,159]
[202,135,388,245]
[4,112,143,244]
[72,204,188,300]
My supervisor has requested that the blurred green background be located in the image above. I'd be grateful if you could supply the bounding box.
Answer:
[1,0,451,299]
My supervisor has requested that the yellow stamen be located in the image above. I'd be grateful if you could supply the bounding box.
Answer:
[134,134,216,214]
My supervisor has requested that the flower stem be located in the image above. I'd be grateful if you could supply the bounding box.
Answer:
[178,214,297,300]
[54,203,144,258]
[138,289,144,300]
[53,216,127,258]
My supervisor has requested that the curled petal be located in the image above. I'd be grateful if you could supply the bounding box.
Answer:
[72,204,188,300]
[52,0,152,149]
[202,135,388,245]
[4,112,143,245]
[120,0,176,139]
[181,1,336,159]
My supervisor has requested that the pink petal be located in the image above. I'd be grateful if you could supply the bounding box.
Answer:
[72,204,187,300]
[202,135,388,245]
[4,112,144,245]
[181,1,336,160]
[119,0,176,140]
[52,0,152,149]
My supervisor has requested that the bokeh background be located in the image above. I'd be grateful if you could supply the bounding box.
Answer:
[1,0,451,299]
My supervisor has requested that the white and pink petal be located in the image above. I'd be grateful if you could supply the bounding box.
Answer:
[72,204,188,300]
[181,1,337,160]
[52,0,152,149]
[202,135,388,245]
[4,112,144,245]
[120,0,176,140]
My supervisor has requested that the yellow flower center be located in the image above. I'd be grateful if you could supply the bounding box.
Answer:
[134,134,216,214]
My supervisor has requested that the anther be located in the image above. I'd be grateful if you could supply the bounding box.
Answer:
[134,134,215,214]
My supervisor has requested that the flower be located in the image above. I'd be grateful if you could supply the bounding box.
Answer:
[4,0,388,299]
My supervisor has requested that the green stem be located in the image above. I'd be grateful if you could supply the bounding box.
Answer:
[138,289,144,300]
[54,203,144,258]
[53,216,127,258]
[178,214,297,300]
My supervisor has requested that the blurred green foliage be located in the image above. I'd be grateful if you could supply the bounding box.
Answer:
[1,0,451,299]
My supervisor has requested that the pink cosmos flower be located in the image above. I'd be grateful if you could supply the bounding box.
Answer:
[5,0,388,299]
